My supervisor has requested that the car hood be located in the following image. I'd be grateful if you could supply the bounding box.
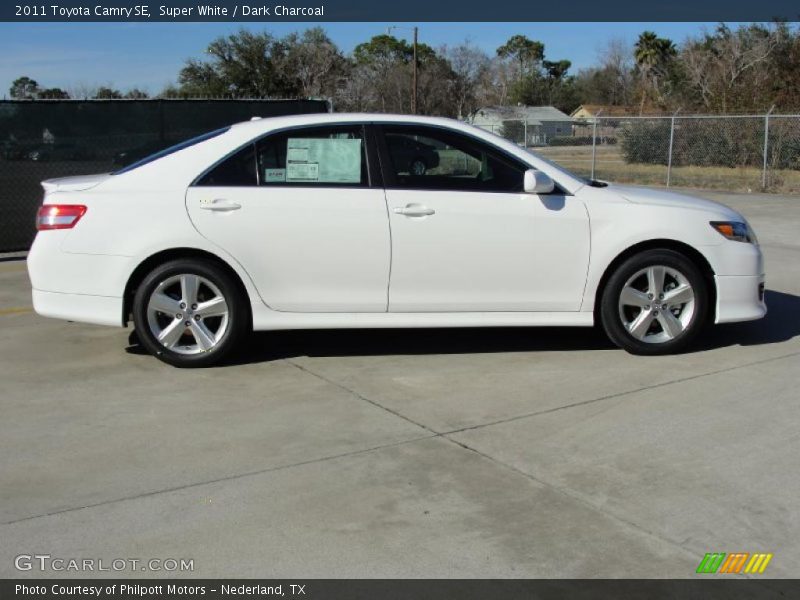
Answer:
[41,173,110,193]
[608,184,741,219]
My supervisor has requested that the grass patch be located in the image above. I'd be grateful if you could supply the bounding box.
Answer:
[536,146,800,194]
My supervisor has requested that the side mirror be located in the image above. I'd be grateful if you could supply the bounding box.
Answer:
[524,169,555,194]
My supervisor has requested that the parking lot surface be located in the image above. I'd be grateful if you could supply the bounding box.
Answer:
[1,189,798,578]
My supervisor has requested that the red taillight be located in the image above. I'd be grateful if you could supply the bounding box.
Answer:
[36,204,87,231]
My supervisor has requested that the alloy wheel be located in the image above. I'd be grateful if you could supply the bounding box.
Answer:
[617,265,696,344]
[410,159,427,176]
[146,274,229,355]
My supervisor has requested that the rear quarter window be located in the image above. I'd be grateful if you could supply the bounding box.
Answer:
[195,144,257,187]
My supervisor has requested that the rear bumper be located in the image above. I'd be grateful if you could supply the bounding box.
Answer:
[28,230,130,327]
[32,289,124,327]
[715,274,767,324]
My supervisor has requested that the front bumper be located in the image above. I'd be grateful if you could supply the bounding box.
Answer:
[715,274,767,324]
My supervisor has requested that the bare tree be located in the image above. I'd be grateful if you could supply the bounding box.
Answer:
[444,41,490,118]
[417,52,458,116]
[284,28,346,98]
[65,82,98,100]
[682,24,783,112]
[335,65,373,112]
[599,38,634,105]
[480,58,515,107]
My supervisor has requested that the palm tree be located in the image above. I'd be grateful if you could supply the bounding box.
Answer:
[634,31,676,114]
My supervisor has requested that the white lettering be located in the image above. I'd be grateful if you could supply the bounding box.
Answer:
[197,5,228,15]
[159,5,195,17]
[275,5,324,16]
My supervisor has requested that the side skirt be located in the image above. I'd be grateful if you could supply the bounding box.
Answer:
[251,309,594,331]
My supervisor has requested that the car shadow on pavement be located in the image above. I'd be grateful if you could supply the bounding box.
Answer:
[125,290,800,365]
[229,325,616,365]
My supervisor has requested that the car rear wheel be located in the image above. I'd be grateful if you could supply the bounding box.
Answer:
[132,259,248,367]
[600,249,709,355]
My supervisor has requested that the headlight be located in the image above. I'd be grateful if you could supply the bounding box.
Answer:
[710,221,758,244]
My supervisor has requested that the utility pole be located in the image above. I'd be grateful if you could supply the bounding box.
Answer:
[590,110,602,181]
[762,105,775,190]
[412,26,418,114]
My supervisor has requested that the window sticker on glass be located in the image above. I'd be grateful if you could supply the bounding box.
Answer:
[287,147,309,162]
[264,168,286,182]
[287,162,319,180]
[286,138,361,183]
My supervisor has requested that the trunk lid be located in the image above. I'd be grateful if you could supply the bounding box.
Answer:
[41,173,111,194]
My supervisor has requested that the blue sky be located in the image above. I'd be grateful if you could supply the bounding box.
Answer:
[0,22,731,97]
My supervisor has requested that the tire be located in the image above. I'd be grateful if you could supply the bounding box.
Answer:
[410,158,427,176]
[132,258,249,367]
[600,249,709,355]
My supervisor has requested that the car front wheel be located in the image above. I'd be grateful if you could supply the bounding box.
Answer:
[410,158,427,176]
[600,249,709,355]
[132,258,248,367]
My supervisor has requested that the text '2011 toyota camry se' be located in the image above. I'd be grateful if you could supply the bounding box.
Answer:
[27,114,766,367]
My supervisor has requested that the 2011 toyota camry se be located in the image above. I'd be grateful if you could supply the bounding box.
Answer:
[27,114,766,367]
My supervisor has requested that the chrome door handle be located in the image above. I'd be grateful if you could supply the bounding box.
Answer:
[199,199,241,211]
[393,205,435,217]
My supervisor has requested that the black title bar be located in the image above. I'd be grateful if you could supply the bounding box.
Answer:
[3,579,799,600]
[3,0,800,22]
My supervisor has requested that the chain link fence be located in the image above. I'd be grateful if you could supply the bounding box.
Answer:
[474,121,556,147]
[475,113,800,195]
[0,98,329,253]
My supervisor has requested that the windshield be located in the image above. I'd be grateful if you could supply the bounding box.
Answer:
[519,146,595,185]
[470,124,593,190]
[523,147,610,187]
[113,127,230,175]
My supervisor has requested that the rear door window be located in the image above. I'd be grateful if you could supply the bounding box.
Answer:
[256,125,368,187]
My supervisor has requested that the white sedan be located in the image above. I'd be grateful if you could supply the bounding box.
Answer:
[28,114,766,367]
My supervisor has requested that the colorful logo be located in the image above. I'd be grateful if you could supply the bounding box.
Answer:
[696,552,773,574]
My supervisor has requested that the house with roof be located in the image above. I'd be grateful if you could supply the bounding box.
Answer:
[569,105,643,139]
[570,104,640,121]
[467,105,573,146]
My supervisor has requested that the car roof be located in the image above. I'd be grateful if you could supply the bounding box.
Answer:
[229,112,472,134]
